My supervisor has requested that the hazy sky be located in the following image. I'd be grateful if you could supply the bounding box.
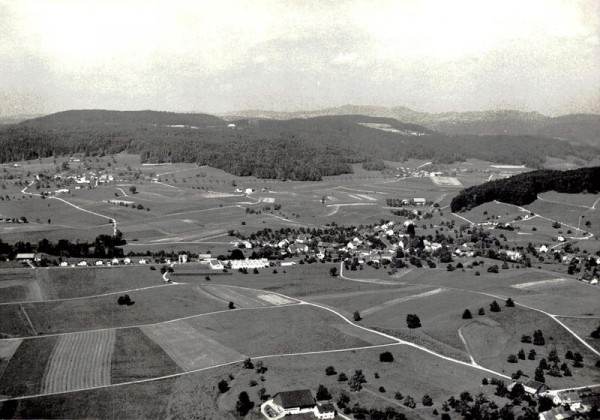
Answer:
[1,0,599,116]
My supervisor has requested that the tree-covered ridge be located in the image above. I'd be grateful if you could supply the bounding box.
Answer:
[0,110,597,181]
[451,167,600,212]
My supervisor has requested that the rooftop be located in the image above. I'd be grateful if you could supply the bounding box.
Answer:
[273,389,315,409]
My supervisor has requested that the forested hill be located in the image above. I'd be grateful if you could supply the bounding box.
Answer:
[451,167,600,212]
[20,110,225,129]
[0,110,598,181]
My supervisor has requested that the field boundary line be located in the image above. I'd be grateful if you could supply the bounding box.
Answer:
[19,304,37,335]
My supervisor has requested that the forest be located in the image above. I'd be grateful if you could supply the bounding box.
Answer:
[451,167,600,212]
[0,110,597,181]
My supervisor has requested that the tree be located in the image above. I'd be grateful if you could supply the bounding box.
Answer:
[489,300,501,312]
[337,372,348,382]
[406,314,421,329]
[129,186,137,194]
[533,330,545,346]
[521,335,532,343]
[539,358,548,370]
[422,395,433,406]
[403,396,416,408]
[394,391,404,400]
[528,349,536,360]
[243,358,254,369]
[236,391,253,416]
[548,349,560,364]
[380,351,394,362]
[487,264,499,273]
[353,310,362,321]
[478,307,485,315]
[518,349,526,360]
[462,309,472,319]
[330,267,338,277]
[228,301,235,309]
[316,385,332,401]
[218,379,229,393]
[565,350,574,360]
[506,297,515,307]
[535,367,545,383]
[507,354,518,363]
[325,366,337,376]
[591,324,600,339]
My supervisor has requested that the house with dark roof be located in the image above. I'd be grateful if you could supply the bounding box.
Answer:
[271,389,316,415]
[508,379,549,396]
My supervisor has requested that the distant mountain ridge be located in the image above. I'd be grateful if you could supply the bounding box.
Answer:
[1,109,597,182]
[222,105,599,146]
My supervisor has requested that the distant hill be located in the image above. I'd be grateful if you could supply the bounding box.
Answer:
[21,109,225,129]
[223,106,600,146]
[0,110,597,181]
[451,166,600,212]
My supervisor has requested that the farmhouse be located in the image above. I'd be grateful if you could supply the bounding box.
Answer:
[412,198,426,205]
[508,379,549,396]
[15,253,36,262]
[209,259,224,270]
[271,389,316,415]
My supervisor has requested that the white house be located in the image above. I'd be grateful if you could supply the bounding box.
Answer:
[77,261,88,267]
[245,188,254,194]
[60,261,69,267]
[270,389,316,415]
[209,259,224,270]
[111,258,120,265]
[178,254,188,263]
[315,403,336,419]
[95,260,104,266]
[123,258,132,265]
[413,198,426,205]
[138,259,148,265]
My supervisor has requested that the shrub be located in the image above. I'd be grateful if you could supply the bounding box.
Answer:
[325,366,337,376]
[506,297,515,307]
[507,354,518,363]
[422,395,433,406]
[462,309,472,319]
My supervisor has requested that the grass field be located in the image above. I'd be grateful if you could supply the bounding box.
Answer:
[0,336,58,397]
[16,284,225,336]
[42,329,115,394]
[111,327,181,383]
[187,304,393,357]
[141,320,245,371]
[555,317,600,352]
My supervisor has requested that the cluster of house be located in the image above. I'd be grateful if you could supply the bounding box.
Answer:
[261,389,335,419]
[206,257,271,270]
[506,380,598,419]
[0,217,28,223]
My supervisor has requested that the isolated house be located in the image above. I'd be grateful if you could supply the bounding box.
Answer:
[271,389,316,415]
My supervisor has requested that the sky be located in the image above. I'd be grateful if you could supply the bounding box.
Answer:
[1,0,599,117]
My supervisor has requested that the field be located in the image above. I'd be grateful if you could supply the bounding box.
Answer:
[42,329,116,394]
[0,155,599,418]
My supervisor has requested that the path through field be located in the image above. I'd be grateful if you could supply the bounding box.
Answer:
[42,329,115,393]
[361,288,447,317]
